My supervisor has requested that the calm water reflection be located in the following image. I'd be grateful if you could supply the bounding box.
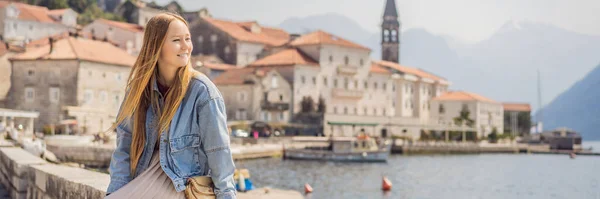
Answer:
[238,151,600,199]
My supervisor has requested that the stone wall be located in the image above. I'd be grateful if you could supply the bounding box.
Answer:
[46,144,114,168]
[0,144,108,199]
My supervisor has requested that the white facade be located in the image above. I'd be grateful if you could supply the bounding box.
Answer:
[83,20,144,55]
[236,41,265,67]
[0,4,76,42]
[71,61,130,133]
[430,99,504,138]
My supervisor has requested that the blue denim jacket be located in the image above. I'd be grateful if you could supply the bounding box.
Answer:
[107,73,236,199]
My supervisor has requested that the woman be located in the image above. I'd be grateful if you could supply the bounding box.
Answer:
[105,12,236,199]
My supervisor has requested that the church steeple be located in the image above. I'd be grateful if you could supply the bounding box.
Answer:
[381,0,401,63]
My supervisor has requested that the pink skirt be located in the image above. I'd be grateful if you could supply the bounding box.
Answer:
[105,150,185,199]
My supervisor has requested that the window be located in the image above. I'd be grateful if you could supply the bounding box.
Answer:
[360,59,364,66]
[354,107,357,115]
[271,77,278,88]
[301,76,306,84]
[197,35,204,43]
[25,87,34,102]
[344,78,348,89]
[462,103,469,111]
[13,23,16,30]
[439,104,445,113]
[344,56,349,65]
[88,70,92,77]
[374,82,378,90]
[323,77,327,86]
[334,106,337,114]
[312,76,316,85]
[224,46,230,54]
[364,107,368,115]
[391,30,397,42]
[410,101,414,109]
[49,87,60,103]
[329,55,333,63]
[27,69,34,76]
[392,85,396,92]
[279,112,284,121]
[374,108,377,116]
[100,91,107,103]
[116,73,122,81]
[29,24,32,30]
[354,80,358,89]
[383,83,387,91]
[383,108,386,116]
[279,95,283,101]
[84,89,93,104]
[237,92,246,102]
[236,109,247,120]
[102,72,106,78]
[333,78,338,88]
[210,34,218,42]
[114,94,120,105]
[383,29,389,42]
[262,111,269,121]
[344,107,348,114]
[364,81,368,89]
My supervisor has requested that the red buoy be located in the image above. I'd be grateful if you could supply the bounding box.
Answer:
[304,183,313,194]
[382,176,392,191]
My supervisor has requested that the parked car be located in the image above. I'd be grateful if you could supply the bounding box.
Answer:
[232,129,249,137]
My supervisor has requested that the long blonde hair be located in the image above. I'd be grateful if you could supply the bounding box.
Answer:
[110,12,193,175]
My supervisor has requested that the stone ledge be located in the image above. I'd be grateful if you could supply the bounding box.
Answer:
[0,147,109,199]
[28,164,109,199]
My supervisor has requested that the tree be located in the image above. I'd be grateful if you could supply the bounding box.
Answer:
[38,0,68,9]
[453,105,475,127]
[300,96,315,113]
[77,3,124,25]
[488,127,499,143]
[67,0,95,13]
[317,97,326,113]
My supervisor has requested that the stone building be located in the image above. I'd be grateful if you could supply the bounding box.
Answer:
[6,34,135,134]
[0,2,77,43]
[213,67,292,123]
[83,18,144,55]
[189,17,290,66]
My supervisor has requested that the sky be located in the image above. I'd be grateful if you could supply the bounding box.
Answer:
[150,0,600,43]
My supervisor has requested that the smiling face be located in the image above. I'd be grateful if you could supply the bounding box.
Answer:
[158,19,193,70]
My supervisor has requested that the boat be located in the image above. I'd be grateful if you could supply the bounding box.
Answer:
[284,136,391,162]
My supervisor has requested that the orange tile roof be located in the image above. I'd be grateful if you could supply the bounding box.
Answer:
[503,103,531,112]
[202,17,289,46]
[236,21,290,41]
[372,60,445,81]
[370,64,391,74]
[432,91,498,103]
[213,67,259,85]
[96,18,144,33]
[203,62,236,71]
[248,48,318,67]
[0,2,56,23]
[290,30,370,51]
[11,36,135,67]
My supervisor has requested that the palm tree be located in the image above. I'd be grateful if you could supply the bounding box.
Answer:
[453,105,475,142]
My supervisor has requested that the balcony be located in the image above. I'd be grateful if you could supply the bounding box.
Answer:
[332,88,364,99]
[336,65,358,75]
[261,101,290,111]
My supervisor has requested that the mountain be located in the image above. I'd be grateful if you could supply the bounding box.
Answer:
[278,13,377,53]
[278,15,600,136]
[451,21,600,112]
[537,63,600,140]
